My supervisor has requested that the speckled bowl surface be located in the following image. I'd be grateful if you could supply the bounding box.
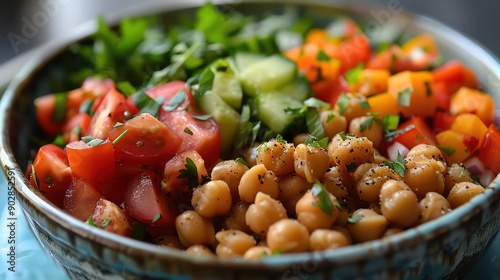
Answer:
[1,0,500,279]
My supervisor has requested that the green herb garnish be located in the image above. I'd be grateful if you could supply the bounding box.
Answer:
[384,151,407,177]
[311,180,334,215]
[398,88,413,107]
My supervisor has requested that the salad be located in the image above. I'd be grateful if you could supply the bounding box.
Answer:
[27,2,499,257]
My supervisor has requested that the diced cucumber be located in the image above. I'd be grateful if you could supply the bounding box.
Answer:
[233,52,266,72]
[212,70,243,110]
[257,92,303,134]
[276,76,312,102]
[239,55,297,96]
[197,90,240,158]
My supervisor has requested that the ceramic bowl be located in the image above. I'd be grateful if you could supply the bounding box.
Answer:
[1,0,500,279]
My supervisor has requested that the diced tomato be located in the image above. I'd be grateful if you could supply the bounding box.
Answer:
[433,111,456,134]
[108,113,182,172]
[478,125,500,173]
[62,113,91,143]
[66,139,116,183]
[63,179,103,221]
[123,171,178,227]
[30,144,73,207]
[162,150,208,200]
[366,45,413,72]
[34,94,66,137]
[86,88,139,139]
[391,117,437,150]
[433,60,478,93]
[335,34,371,73]
[91,198,133,237]
[432,81,451,111]
[147,82,221,167]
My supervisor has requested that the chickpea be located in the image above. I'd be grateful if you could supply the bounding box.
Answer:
[447,182,485,209]
[246,192,288,236]
[319,109,347,139]
[379,180,420,228]
[295,190,340,232]
[267,219,310,253]
[368,202,382,215]
[154,235,184,249]
[294,143,330,183]
[278,174,313,216]
[256,137,295,176]
[331,226,352,244]
[373,148,389,164]
[404,156,446,198]
[238,164,279,203]
[382,228,403,238]
[346,209,388,243]
[328,133,374,172]
[185,245,215,256]
[444,163,473,197]
[243,246,273,260]
[354,163,402,203]
[309,229,351,251]
[320,166,355,202]
[406,144,446,165]
[333,93,369,124]
[211,160,249,200]
[192,180,232,218]
[223,201,251,233]
[215,229,256,258]
[243,143,259,167]
[175,210,215,247]
[292,133,309,146]
[348,116,384,148]
[419,192,451,224]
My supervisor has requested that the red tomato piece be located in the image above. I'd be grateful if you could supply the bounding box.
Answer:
[107,113,182,172]
[432,81,451,111]
[335,34,371,73]
[86,88,139,139]
[392,117,437,150]
[62,113,91,143]
[34,94,65,137]
[66,139,116,183]
[30,144,73,207]
[123,171,178,227]
[91,198,133,237]
[478,125,500,174]
[147,82,221,167]
[433,60,478,93]
[63,179,103,221]
[433,111,456,134]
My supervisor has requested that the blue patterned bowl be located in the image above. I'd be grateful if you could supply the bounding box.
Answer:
[1,1,499,279]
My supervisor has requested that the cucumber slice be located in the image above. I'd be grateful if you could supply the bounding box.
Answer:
[212,70,243,110]
[257,92,303,134]
[239,55,297,96]
[233,52,266,72]
[197,90,240,158]
[277,76,312,102]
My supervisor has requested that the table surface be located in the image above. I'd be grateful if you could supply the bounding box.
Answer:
[0,1,499,279]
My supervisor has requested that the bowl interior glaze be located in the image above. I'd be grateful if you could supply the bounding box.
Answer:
[1,1,500,279]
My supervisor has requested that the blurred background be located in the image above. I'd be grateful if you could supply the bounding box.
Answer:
[0,0,498,279]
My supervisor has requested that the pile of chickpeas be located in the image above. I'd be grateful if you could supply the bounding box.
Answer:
[159,108,485,259]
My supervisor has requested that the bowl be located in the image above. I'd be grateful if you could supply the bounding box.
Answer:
[1,0,500,279]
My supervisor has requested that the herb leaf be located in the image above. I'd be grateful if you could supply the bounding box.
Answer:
[439,145,456,156]
[86,216,98,227]
[347,213,362,224]
[384,151,407,177]
[398,88,413,107]
[177,157,200,189]
[164,90,186,111]
[337,94,350,116]
[311,180,334,215]
[344,63,364,85]
[152,212,162,223]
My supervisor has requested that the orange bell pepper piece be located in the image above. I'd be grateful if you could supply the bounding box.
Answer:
[388,71,436,118]
[450,87,495,126]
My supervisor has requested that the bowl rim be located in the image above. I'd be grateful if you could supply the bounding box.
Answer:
[1,0,500,272]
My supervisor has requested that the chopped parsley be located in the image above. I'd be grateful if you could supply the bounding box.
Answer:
[359,100,371,109]
[347,213,362,224]
[424,81,433,96]
[86,216,98,227]
[397,87,413,107]
[184,127,193,135]
[82,136,104,146]
[151,212,162,223]
[346,162,357,172]
[311,180,334,215]
[439,145,456,156]
[235,157,248,166]
[326,113,335,123]
[316,49,331,61]
[344,63,364,85]
[163,90,186,111]
[384,151,407,178]
[177,157,201,189]
[192,114,212,121]
[304,135,328,150]
[101,219,111,227]
[112,129,128,145]
[337,94,350,116]
[339,131,347,141]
